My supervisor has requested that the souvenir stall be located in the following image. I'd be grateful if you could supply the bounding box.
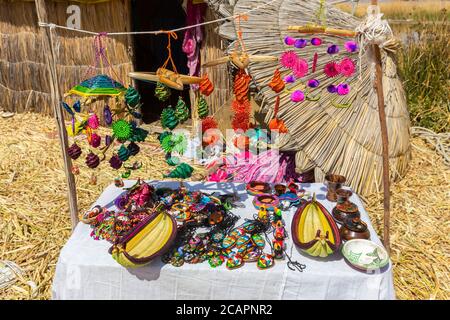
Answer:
[36,0,403,300]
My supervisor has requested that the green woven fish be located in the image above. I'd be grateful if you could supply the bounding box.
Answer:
[161,107,179,130]
[125,87,141,108]
[197,97,209,119]
[166,156,180,166]
[175,97,190,123]
[155,82,171,102]
[118,144,131,162]
[164,163,194,179]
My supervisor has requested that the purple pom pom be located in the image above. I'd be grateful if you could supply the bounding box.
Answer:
[345,41,358,53]
[284,75,296,83]
[291,90,305,102]
[294,39,307,48]
[284,36,295,46]
[307,79,320,88]
[327,85,337,93]
[337,83,350,95]
[311,38,322,46]
[327,44,340,54]
[114,195,128,210]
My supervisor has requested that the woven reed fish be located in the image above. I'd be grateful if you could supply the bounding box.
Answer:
[197,96,209,119]
[125,86,141,108]
[118,144,131,162]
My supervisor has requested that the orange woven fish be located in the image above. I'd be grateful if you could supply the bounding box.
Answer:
[269,69,285,93]
[233,70,251,102]
[199,74,214,96]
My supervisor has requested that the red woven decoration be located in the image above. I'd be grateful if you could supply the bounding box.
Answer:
[231,99,251,113]
[201,116,218,133]
[233,70,251,102]
[232,112,250,132]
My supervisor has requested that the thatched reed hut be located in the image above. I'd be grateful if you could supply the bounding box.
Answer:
[0,0,231,122]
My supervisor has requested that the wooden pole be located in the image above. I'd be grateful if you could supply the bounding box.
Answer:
[370,0,391,254]
[35,0,79,229]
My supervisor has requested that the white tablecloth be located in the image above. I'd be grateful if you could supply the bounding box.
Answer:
[52,181,395,300]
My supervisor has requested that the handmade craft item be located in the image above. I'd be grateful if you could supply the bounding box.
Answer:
[332,189,360,223]
[174,97,190,123]
[325,174,346,202]
[68,143,82,160]
[291,194,341,257]
[257,253,274,270]
[68,74,126,97]
[197,96,209,119]
[253,194,280,211]
[161,107,179,130]
[199,74,214,96]
[274,184,287,196]
[164,163,194,179]
[268,96,288,133]
[85,152,100,169]
[268,69,285,93]
[340,217,370,241]
[341,239,389,272]
[246,181,271,196]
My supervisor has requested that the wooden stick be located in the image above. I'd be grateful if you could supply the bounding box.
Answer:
[35,0,79,229]
[287,25,356,37]
[370,0,391,254]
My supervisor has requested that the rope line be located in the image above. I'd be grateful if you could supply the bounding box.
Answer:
[38,0,279,36]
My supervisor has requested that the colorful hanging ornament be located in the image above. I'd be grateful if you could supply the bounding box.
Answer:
[197,97,209,119]
[155,82,171,101]
[89,133,101,148]
[337,83,350,95]
[103,105,113,126]
[269,96,288,133]
[68,143,82,160]
[324,62,341,78]
[291,90,305,102]
[112,119,133,141]
[307,79,320,88]
[344,41,358,53]
[127,142,140,156]
[268,69,285,93]
[284,75,296,83]
[280,51,298,69]
[294,38,308,49]
[232,112,250,132]
[199,74,214,96]
[71,165,80,175]
[161,107,179,130]
[311,37,322,46]
[166,156,180,166]
[339,58,356,77]
[174,96,190,123]
[109,154,123,170]
[105,135,112,146]
[233,70,251,103]
[118,144,131,162]
[292,58,308,78]
[327,44,340,54]
[327,84,337,93]
[87,114,100,130]
[85,152,100,169]
[284,36,295,46]
[125,86,141,108]
[163,163,194,179]
[130,127,148,142]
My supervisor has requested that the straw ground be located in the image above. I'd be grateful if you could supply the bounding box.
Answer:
[0,113,448,299]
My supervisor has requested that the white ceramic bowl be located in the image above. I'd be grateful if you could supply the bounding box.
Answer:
[342,239,389,272]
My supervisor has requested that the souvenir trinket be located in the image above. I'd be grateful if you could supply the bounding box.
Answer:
[229,228,246,238]
[208,255,224,268]
[243,250,261,262]
[279,192,301,208]
[251,234,265,248]
[246,181,271,196]
[291,194,341,258]
[71,165,80,175]
[257,253,274,270]
[272,239,285,260]
[272,208,283,224]
[241,221,256,233]
[222,235,237,250]
[236,235,251,247]
[208,210,224,225]
[226,253,244,270]
[257,207,269,223]
[274,221,287,240]
[274,184,287,196]
[253,194,280,211]
[114,177,124,188]
[332,189,360,223]
[212,231,225,243]
[340,217,370,241]
[342,239,389,272]
[80,205,102,225]
[325,174,346,202]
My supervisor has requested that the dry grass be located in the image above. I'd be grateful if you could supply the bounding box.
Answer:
[0,112,449,300]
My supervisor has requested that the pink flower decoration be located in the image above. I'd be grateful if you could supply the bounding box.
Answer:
[340,58,356,77]
[291,90,305,102]
[87,114,99,129]
[280,51,298,69]
[292,58,308,78]
[324,62,341,78]
[337,83,350,95]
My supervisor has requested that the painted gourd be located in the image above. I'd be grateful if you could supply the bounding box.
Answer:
[291,193,341,257]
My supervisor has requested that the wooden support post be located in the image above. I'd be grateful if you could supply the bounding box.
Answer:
[35,0,79,229]
[370,0,391,254]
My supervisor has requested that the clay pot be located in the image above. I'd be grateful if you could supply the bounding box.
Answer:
[274,184,287,196]
[340,217,370,241]
[325,174,346,202]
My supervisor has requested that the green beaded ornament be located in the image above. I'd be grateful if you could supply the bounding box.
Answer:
[118,144,131,162]
[155,82,171,102]
[161,107,179,130]
[163,163,194,178]
[112,119,132,141]
[197,96,209,119]
[125,87,141,108]
[174,96,189,123]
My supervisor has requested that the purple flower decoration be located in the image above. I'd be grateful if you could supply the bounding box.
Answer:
[344,41,358,53]
[291,90,305,102]
[294,39,307,48]
[284,75,296,83]
[114,195,128,210]
[311,38,322,46]
[337,83,350,95]
[307,79,320,88]
[284,36,295,46]
[327,85,337,93]
[327,44,340,54]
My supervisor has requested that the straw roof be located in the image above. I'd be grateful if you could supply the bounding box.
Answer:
[0,0,133,117]
[206,0,411,196]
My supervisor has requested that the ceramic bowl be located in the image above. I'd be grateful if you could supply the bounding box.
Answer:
[342,239,389,272]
